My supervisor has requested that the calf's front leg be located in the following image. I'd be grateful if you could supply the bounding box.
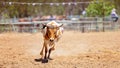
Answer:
[48,43,55,60]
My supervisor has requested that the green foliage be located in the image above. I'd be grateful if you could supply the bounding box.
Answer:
[0,0,67,18]
[86,0,115,17]
[114,0,120,14]
[0,0,118,18]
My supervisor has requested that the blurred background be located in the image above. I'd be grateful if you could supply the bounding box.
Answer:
[0,0,119,33]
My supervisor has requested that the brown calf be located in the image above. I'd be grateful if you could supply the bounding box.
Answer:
[40,21,63,62]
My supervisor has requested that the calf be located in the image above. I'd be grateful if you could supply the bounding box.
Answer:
[40,21,63,62]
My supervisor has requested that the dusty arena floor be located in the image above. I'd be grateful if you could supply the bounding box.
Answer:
[0,31,120,68]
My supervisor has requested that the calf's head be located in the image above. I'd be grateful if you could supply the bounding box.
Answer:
[42,23,63,42]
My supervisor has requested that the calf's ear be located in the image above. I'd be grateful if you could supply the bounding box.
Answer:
[42,23,47,29]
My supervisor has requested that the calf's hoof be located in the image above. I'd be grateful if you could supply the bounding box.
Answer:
[42,59,48,63]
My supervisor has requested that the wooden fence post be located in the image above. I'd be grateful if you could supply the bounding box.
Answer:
[81,23,85,33]
[102,18,105,32]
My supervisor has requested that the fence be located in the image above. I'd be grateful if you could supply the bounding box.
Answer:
[0,17,119,33]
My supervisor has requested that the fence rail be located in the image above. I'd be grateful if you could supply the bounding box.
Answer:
[0,19,119,33]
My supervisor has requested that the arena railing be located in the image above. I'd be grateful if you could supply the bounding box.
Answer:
[0,17,119,33]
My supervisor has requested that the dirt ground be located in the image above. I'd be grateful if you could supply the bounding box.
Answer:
[0,31,120,68]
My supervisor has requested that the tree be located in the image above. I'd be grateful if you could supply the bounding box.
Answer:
[0,0,119,19]
[86,0,115,17]
[113,0,120,14]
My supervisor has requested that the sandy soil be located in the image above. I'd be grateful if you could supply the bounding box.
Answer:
[0,31,120,68]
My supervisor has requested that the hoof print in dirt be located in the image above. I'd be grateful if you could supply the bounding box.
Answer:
[42,59,48,63]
